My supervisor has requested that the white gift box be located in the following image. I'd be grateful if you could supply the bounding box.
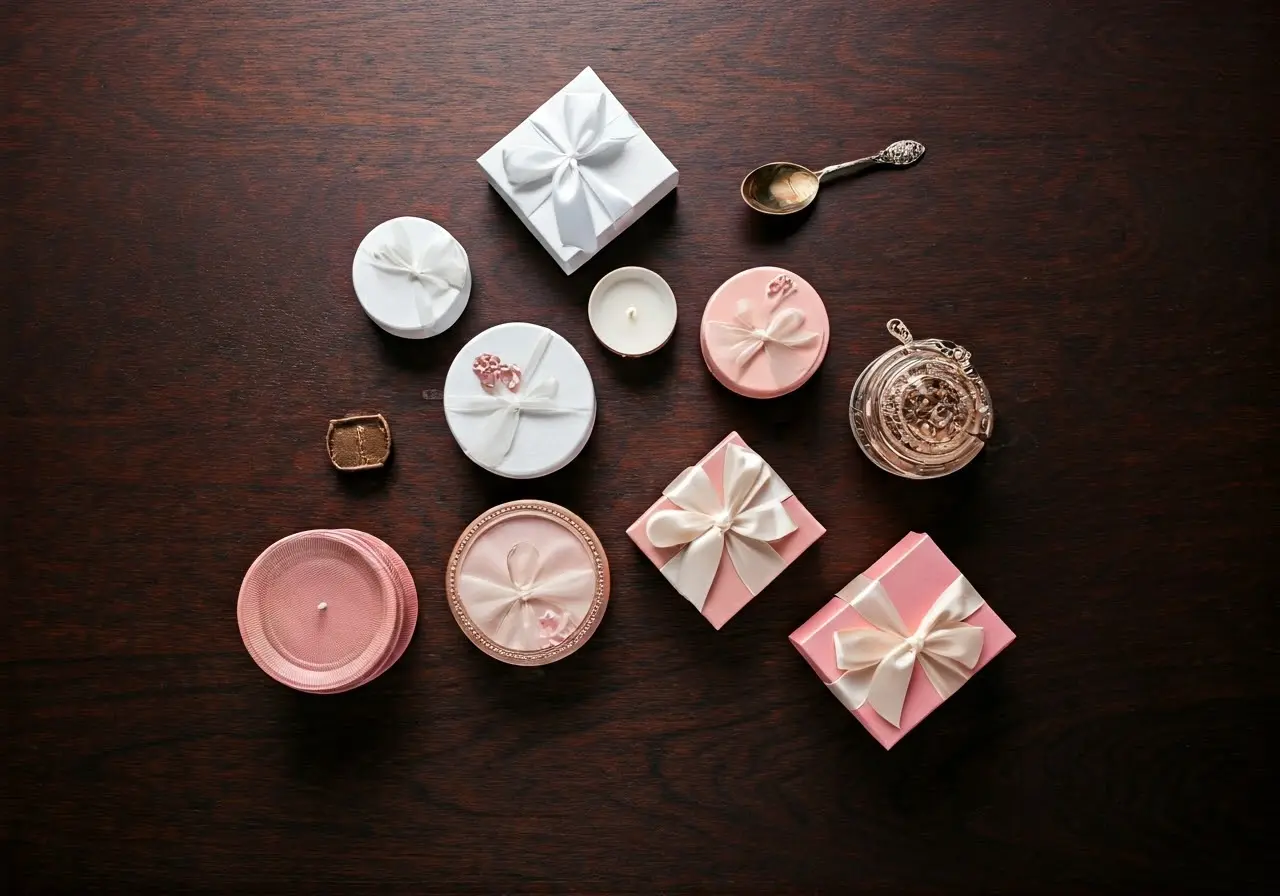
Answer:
[443,322,597,478]
[477,67,679,275]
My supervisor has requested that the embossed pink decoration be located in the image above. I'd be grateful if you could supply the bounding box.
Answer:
[472,353,522,392]
[537,608,577,646]
[789,532,1015,749]
[766,273,797,302]
[701,267,830,399]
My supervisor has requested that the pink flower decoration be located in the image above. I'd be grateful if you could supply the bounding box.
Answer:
[472,353,522,392]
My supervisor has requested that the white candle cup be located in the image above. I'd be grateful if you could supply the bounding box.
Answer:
[588,267,677,357]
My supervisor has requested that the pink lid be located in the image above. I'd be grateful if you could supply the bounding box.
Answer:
[446,501,610,666]
[700,267,830,398]
[238,530,401,692]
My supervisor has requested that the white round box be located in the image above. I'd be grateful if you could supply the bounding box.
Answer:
[443,323,596,479]
[352,216,471,339]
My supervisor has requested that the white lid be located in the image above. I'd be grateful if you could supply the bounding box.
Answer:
[352,216,471,338]
[443,323,596,479]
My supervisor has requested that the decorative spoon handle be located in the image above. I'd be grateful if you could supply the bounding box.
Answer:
[816,140,926,183]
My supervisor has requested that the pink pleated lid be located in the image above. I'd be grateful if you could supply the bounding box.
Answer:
[238,529,407,692]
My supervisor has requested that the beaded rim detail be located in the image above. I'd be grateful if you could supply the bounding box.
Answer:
[445,501,610,666]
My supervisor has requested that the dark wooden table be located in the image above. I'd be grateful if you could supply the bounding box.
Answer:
[2,1,1275,892]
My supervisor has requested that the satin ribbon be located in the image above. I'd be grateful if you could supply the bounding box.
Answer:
[458,542,594,651]
[364,221,467,332]
[644,442,797,611]
[501,91,637,253]
[444,328,588,468]
[705,298,820,372]
[829,575,986,728]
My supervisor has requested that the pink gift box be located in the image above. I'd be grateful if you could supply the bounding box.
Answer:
[628,431,825,629]
[790,532,1015,748]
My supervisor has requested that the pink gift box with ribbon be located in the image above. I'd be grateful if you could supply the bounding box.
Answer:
[790,532,1015,749]
[627,432,825,629]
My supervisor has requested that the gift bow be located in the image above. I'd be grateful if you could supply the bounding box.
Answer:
[458,541,593,651]
[501,91,637,253]
[364,221,467,332]
[831,575,986,728]
[706,299,820,372]
[644,442,797,611]
[443,328,588,469]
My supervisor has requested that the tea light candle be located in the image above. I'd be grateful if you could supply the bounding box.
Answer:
[588,267,677,356]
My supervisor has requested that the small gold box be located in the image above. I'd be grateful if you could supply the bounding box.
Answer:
[326,413,392,471]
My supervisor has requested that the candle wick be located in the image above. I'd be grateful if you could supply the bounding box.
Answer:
[626,306,637,320]
[317,602,327,611]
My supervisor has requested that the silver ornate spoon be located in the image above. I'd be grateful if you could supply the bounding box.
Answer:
[740,139,926,215]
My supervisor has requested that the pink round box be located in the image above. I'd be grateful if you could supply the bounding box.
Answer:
[699,266,831,398]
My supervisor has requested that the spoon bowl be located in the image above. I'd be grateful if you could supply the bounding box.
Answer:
[740,163,822,215]
[740,140,926,215]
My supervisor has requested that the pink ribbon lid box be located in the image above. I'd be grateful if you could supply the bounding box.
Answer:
[790,532,1015,749]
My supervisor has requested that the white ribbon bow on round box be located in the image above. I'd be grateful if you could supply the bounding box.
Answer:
[829,574,986,728]
[644,442,798,612]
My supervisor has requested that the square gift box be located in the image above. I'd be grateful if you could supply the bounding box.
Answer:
[627,432,825,629]
[477,66,679,275]
[790,532,1015,749]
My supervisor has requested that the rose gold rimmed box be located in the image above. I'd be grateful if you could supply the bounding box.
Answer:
[446,500,610,666]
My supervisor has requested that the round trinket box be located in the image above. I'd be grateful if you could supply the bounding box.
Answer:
[442,322,596,479]
[352,216,471,339]
[700,266,830,398]
[446,501,610,666]
[849,319,994,479]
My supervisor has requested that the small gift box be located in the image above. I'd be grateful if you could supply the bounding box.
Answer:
[790,532,1015,749]
[627,432,825,629]
[477,67,679,275]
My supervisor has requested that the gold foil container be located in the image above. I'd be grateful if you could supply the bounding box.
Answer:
[849,320,993,479]
[326,413,392,471]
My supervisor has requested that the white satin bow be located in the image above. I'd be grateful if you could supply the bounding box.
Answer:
[644,442,797,611]
[501,91,637,253]
[458,542,594,651]
[830,575,986,728]
[364,221,467,331]
[706,298,819,372]
[444,328,588,469]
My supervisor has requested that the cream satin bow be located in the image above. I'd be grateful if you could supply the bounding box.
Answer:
[706,298,819,372]
[444,328,588,469]
[830,575,986,728]
[458,542,594,651]
[501,91,637,253]
[644,442,797,611]
[364,221,467,332]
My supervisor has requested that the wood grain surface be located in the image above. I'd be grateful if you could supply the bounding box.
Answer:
[2,0,1275,892]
